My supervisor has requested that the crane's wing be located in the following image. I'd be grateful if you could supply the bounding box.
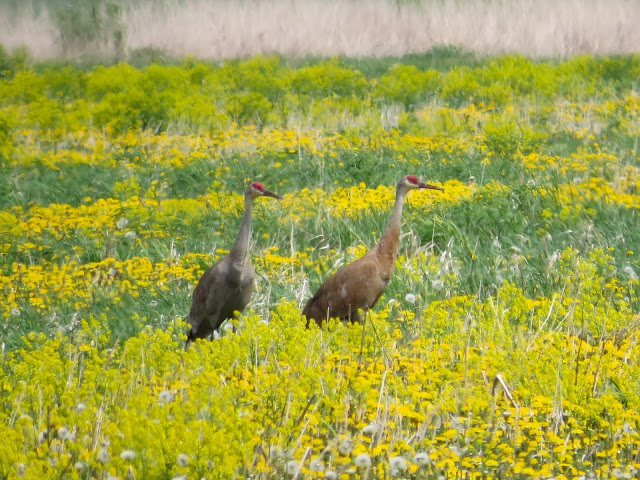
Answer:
[303,255,389,326]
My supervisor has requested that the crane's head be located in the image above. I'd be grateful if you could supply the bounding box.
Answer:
[400,175,444,192]
[247,181,283,200]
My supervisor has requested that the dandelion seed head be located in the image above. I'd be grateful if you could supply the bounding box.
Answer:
[120,450,137,461]
[57,426,71,440]
[97,447,110,464]
[116,217,129,229]
[325,471,338,480]
[285,460,299,475]
[309,458,324,472]
[404,293,416,304]
[624,265,637,279]
[413,452,431,466]
[158,390,174,403]
[354,453,371,468]
[362,423,377,435]
[124,230,137,240]
[337,437,354,455]
[269,446,285,458]
[74,461,85,470]
[389,455,407,471]
[176,453,189,467]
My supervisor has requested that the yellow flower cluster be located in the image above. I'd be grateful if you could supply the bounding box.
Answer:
[2,295,639,479]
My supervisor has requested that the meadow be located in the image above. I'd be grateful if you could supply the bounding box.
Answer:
[1,49,640,479]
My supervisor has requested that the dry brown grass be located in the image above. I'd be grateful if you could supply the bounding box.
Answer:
[2,0,639,60]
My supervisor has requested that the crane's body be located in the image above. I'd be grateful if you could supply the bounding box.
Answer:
[185,182,281,347]
[303,175,443,327]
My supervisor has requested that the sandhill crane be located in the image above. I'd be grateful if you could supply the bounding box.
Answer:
[302,175,443,327]
[185,182,282,348]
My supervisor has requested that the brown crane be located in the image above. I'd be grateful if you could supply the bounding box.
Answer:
[185,182,282,348]
[302,175,443,327]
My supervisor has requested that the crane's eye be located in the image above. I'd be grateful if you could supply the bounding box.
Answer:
[251,182,265,191]
[406,175,419,185]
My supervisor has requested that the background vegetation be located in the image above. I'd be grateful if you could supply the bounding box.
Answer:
[1,0,640,60]
[1,34,639,480]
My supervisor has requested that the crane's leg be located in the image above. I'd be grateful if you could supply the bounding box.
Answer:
[358,309,369,370]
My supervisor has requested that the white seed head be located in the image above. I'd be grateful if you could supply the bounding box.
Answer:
[286,460,300,475]
[97,447,110,464]
[362,423,377,435]
[309,458,324,472]
[176,453,189,467]
[624,265,637,280]
[74,461,85,470]
[354,453,372,468]
[404,293,416,304]
[116,217,129,229]
[389,455,407,471]
[413,452,431,466]
[57,426,71,440]
[269,445,285,459]
[124,231,137,240]
[158,390,174,403]
[338,438,354,455]
[325,471,338,480]
[120,450,137,461]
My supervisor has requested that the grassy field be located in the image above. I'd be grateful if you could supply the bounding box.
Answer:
[1,50,640,478]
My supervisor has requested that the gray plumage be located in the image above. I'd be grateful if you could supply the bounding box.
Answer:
[185,182,281,348]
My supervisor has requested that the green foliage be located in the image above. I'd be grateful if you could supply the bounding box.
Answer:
[374,64,442,108]
[287,58,368,97]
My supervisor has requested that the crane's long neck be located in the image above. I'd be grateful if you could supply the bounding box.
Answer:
[374,187,407,263]
[229,194,254,280]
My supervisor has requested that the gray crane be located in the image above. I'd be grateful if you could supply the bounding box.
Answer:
[185,182,282,348]
[303,175,443,327]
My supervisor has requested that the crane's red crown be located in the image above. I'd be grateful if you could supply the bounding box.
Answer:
[406,175,419,184]
[251,182,265,191]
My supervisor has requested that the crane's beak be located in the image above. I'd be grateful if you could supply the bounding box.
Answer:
[418,181,444,192]
[262,189,283,199]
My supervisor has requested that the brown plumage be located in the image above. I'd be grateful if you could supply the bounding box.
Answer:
[302,175,443,327]
[185,182,281,348]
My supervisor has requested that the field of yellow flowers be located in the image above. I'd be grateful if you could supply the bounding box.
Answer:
[1,52,640,479]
